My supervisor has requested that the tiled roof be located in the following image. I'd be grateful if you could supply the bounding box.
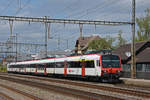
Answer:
[75,35,101,50]
[136,47,150,63]
[112,41,150,63]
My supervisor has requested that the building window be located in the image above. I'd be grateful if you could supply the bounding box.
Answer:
[145,64,150,72]
[136,64,143,72]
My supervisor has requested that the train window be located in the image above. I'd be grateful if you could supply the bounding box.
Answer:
[30,64,36,68]
[27,65,30,68]
[46,63,55,68]
[85,61,94,68]
[20,65,23,68]
[22,65,24,68]
[75,62,81,68]
[24,65,27,68]
[56,62,64,68]
[10,65,14,68]
[37,64,45,68]
[68,61,81,68]
[102,55,120,68]
[67,62,72,68]
[14,65,20,68]
[24,64,30,68]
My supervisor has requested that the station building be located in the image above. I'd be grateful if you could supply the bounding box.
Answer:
[113,41,150,79]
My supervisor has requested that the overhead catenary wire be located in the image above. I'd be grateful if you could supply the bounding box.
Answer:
[0,0,146,51]
[0,0,14,16]
[74,0,130,20]
[51,0,116,35]
[15,0,31,15]
[51,0,125,37]
[52,0,132,41]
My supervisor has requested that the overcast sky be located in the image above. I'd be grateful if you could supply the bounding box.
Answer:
[0,0,150,51]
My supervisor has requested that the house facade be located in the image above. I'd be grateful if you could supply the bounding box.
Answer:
[75,35,101,54]
[113,41,150,79]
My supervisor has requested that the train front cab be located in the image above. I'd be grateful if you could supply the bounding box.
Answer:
[100,55,122,82]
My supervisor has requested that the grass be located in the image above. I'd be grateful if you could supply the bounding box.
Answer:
[0,65,7,72]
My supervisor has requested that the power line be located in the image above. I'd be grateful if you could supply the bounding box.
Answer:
[74,0,130,20]
[15,0,31,15]
[50,0,116,35]
[0,42,45,46]
[0,0,14,16]
[0,16,132,25]
[67,0,116,19]
[51,0,126,36]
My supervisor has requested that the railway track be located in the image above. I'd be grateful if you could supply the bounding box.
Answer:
[0,91,14,100]
[0,74,124,100]
[0,73,150,99]
[0,83,42,100]
[3,73,150,99]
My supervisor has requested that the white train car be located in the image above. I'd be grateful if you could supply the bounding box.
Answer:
[7,54,122,81]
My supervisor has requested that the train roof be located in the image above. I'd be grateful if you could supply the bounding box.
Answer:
[8,54,102,65]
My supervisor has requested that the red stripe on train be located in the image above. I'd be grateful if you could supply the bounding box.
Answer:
[82,60,85,77]
[64,61,67,76]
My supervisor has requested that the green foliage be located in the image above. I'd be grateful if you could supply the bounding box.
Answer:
[104,35,116,49]
[136,8,150,42]
[88,38,112,50]
[87,30,128,51]
[116,30,127,47]
[0,64,7,72]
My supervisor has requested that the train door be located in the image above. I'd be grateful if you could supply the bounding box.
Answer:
[95,59,101,76]
[24,65,26,73]
[64,60,67,76]
[44,64,47,75]
[54,59,56,74]
[35,64,37,74]
[81,59,85,77]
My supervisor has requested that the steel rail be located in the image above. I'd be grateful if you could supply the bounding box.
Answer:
[0,83,43,100]
[3,73,150,99]
[0,75,123,100]
[0,91,14,100]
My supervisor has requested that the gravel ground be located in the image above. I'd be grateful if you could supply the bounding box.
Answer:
[2,75,149,100]
[0,96,8,100]
[0,79,83,100]
[0,85,32,100]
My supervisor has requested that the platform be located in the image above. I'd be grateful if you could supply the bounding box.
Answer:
[121,78,150,87]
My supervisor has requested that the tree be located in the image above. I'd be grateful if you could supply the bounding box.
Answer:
[88,38,112,51]
[104,35,116,49]
[116,30,127,47]
[136,8,150,42]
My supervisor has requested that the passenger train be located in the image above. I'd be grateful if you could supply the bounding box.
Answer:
[7,52,122,82]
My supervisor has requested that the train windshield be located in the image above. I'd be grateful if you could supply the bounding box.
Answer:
[101,55,120,68]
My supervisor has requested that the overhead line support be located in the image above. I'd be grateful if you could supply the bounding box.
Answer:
[131,0,136,79]
[0,16,132,26]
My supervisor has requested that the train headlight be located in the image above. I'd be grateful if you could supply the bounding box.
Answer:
[102,70,107,73]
